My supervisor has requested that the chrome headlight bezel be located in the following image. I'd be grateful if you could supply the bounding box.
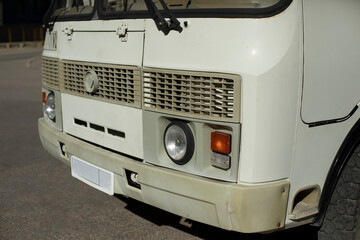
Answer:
[44,92,56,121]
[164,121,195,165]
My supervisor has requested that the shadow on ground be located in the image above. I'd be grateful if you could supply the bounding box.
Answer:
[117,195,319,240]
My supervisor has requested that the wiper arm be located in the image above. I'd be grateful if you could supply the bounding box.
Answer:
[144,0,183,35]
[43,0,56,32]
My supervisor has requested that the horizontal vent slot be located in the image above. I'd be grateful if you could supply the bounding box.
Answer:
[90,123,105,132]
[108,128,125,138]
[74,118,125,139]
[74,118,87,127]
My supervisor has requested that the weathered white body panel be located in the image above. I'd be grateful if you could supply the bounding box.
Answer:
[144,1,303,183]
[44,20,145,66]
[302,0,360,122]
[62,94,144,159]
[285,0,360,227]
[286,110,360,227]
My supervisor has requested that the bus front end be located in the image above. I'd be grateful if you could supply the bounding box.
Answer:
[39,0,301,233]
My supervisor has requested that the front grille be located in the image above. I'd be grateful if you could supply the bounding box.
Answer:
[42,58,240,122]
[60,60,141,108]
[42,57,59,90]
[143,68,241,122]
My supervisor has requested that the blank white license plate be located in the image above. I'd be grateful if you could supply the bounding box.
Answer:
[71,156,114,195]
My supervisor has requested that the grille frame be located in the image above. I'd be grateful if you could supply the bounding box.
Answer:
[42,57,60,90]
[143,68,241,123]
[60,60,142,108]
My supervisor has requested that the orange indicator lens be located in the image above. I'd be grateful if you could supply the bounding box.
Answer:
[211,132,231,155]
[42,92,46,104]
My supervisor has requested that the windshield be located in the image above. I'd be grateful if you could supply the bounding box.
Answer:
[102,0,282,13]
[46,0,291,21]
[51,0,95,17]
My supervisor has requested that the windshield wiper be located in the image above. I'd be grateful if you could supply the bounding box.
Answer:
[43,0,56,32]
[144,0,183,35]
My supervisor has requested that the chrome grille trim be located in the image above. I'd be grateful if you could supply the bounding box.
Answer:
[42,57,59,90]
[143,68,241,122]
[60,60,141,108]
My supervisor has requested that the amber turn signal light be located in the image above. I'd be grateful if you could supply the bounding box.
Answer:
[42,92,46,104]
[211,132,231,155]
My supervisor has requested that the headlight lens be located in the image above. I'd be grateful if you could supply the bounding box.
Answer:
[45,92,56,121]
[164,121,194,165]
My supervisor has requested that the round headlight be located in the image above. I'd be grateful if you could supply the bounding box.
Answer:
[164,121,194,165]
[45,92,56,121]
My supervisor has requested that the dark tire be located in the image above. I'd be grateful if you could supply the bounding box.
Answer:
[318,145,360,240]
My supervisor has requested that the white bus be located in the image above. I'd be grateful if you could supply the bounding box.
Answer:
[39,0,360,238]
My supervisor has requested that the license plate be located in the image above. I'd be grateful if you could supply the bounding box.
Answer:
[71,156,114,195]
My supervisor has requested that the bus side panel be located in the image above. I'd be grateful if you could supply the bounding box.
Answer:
[301,0,360,123]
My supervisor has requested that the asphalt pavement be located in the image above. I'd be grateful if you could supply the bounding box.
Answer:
[0,48,318,239]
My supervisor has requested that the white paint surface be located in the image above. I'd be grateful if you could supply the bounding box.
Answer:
[302,0,360,122]
[62,94,144,159]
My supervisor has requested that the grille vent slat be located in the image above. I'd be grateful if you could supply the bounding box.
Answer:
[42,57,60,90]
[143,69,240,122]
[61,60,141,108]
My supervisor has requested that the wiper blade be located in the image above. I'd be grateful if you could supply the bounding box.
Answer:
[144,0,183,35]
